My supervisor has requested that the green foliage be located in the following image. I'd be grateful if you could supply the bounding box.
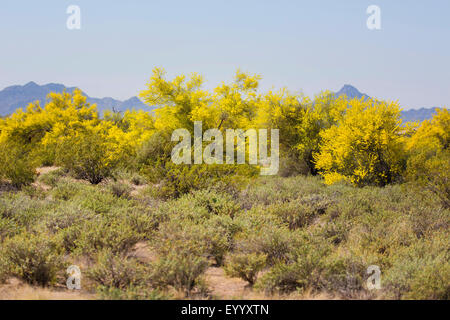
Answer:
[225,252,267,285]
[37,168,66,188]
[0,69,448,300]
[406,109,450,208]
[150,251,209,297]
[75,217,142,256]
[109,181,132,199]
[146,162,255,199]
[0,140,36,188]
[1,232,65,286]
[87,249,149,290]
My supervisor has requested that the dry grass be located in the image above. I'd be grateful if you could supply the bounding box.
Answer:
[0,278,95,300]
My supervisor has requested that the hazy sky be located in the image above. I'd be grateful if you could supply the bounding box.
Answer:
[1,0,449,109]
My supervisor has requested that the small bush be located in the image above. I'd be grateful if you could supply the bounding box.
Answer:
[51,180,86,201]
[0,141,37,188]
[225,252,267,285]
[110,182,132,199]
[150,251,209,297]
[1,232,65,286]
[37,168,66,188]
[87,249,149,290]
[256,236,332,295]
[75,218,142,256]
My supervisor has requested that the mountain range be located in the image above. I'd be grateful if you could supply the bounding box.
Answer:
[0,81,149,116]
[0,82,441,123]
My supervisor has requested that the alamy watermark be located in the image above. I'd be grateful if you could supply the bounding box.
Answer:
[66,5,81,30]
[171,121,279,175]
[366,265,381,290]
[66,265,81,290]
[367,5,381,30]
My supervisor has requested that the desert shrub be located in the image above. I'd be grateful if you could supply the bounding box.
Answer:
[155,188,242,224]
[87,249,150,290]
[0,141,37,188]
[150,251,209,297]
[110,169,147,186]
[265,195,333,230]
[0,193,50,230]
[149,220,214,296]
[154,217,235,266]
[37,168,66,188]
[320,254,368,298]
[42,202,95,234]
[51,179,87,201]
[239,175,326,209]
[146,162,254,200]
[1,232,65,286]
[75,187,131,215]
[407,204,449,238]
[256,236,332,294]
[186,188,241,217]
[383,231,450,299]
[121,207,160,239]
[233,222,296,267]
[0,217,20,241]
[0,254,9,283]
[131,174,146,186]
[75,217,142,256]
[109,181,132,199]
[225,252,267,285]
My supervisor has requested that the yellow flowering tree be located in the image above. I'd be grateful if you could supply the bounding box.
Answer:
[314,98,405,186]
[406,108,449,207]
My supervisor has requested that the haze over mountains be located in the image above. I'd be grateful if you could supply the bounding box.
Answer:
[0,82,440,123]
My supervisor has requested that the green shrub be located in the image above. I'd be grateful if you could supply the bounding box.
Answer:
[256,235,332,295]
[265,196,332,230]
[37,168,66,188]
[51,180,86,201]
[225,252,267,285]
[153,219,232,266]
[87,249,149,290]
[0,193,50,230]
[150,251,209,297]
[109,182,132,199]
[75,187,130,215]
[383,232,450,299]
[0,141,37,188]
[75,218,142,256]
[145,162,255,200]
[187,189,241,217]
[1,232,65,286]
[43,203,94,234]
[0,217,21,241]
[234,224,296,266]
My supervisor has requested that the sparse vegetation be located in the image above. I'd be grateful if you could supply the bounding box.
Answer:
[0,70,448,300]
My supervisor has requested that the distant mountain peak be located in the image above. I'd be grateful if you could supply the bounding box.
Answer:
[336,84,369,100]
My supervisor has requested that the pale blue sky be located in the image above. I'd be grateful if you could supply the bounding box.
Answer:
[0,0,449,109]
